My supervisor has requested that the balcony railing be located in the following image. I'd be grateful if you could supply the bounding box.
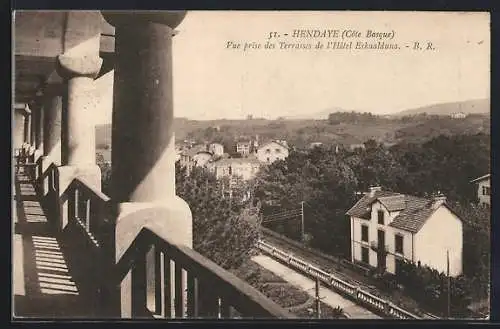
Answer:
[116,226,295,318]
[58,172,294,319]
[370,241,389,254]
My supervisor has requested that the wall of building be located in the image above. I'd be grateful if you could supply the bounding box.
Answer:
[414,206,463,277]
[351,216,377,268]
[351,201,415,274]
[477,179,490,205]
[256,142,289,164]
[384,227,413,274]
[193,152,212,167]
[209,143,224,157]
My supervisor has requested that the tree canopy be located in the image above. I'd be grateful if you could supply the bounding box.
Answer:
[175,164,261,270]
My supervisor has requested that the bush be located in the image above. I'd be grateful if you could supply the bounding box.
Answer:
[396,260,473,317]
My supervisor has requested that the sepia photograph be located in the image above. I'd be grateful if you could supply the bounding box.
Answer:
[12,10,490,320]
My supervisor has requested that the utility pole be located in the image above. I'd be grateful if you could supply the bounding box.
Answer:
[315,277,321,319]
[300,201,305,242]
[447,250,451,319]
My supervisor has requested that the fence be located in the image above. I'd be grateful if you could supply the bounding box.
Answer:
[257,240,421,320]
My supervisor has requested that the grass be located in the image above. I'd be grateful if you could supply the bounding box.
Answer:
[232,259,347,319]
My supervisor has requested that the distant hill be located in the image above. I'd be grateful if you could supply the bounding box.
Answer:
[95,99,490,152]
[392,99,490,117]
[283,106,369,120]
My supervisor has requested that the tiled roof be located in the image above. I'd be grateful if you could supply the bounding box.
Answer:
[346,190,448,233]
[388,196,434,233]
[378,195,407,211]
[213,156,261,166]
[346,190,400,218]
[258,140,289,150]
[182,144,211,157]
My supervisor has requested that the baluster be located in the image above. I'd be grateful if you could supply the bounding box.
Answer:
[85,198,91,232]
[163,255,173,318]
[187,273,198,318]
[154,247,162,315]
[131,248,147,317]
[74,188,79,220]
[174,263,185,318]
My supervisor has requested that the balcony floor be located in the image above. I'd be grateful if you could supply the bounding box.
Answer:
[13,170,98,319]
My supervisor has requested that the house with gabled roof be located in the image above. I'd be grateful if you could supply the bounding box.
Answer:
[256,140,289,164]
[470,173,490,206]
[346,186,463,277]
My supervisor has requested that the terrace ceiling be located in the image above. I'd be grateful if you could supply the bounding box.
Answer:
[13,11,115,105]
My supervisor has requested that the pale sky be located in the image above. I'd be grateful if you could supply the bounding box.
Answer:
[94,11,490,123]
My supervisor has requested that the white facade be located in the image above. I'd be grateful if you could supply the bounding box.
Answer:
[210,158,261,181]
[209,143,224,157]
[193,151,213,167]
[236,142,251,156]
[451,112,467,119]
[256,141,289,164]
[350,195,463,277]
[471,174,490,206]
[414,206,463,276]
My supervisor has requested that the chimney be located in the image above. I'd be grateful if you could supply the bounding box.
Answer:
[432,192,447,209]
[369,186,382,197]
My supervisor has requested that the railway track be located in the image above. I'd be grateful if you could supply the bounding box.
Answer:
[260,229,440,319]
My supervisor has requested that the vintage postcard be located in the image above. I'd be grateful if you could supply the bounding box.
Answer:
[12,10,490,320]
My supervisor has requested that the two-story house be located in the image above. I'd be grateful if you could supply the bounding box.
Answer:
[208,143,224,157]
[347,187,463,277]
[450,112,467,119]
[179,144,214,175]
[470,173,490,206]
[236,140,252,156]
[209,156,261,181]
[256,140,289,164]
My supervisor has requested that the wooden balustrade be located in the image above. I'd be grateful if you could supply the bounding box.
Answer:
[115,227,295,319]
[68,178,111,247]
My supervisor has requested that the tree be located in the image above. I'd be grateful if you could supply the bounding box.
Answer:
[255,147,358,257]
[175,164,260,270]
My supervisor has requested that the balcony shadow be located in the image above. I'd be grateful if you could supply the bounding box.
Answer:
[13,173,92,319]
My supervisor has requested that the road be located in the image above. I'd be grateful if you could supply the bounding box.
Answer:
[252,254,381,319]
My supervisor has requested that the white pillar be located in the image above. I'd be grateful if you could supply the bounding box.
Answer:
[53,11,104,232]
[39,84,63,197]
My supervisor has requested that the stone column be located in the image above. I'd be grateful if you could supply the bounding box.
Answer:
[13,109,25,152]
[29,104,36,155]
[102,11,192,318]
[34,99,45,165]
[39,84,63,197]
[54,54,102,230]
[22,105,31,153]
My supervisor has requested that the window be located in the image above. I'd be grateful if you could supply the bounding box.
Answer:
[266,149,271,153]
[267,157,270,162]
[275,148,281,153]
[483,186,490,196]
[361,246,369,264]
[361,225,368,242]
[395,234,404,254]
[377,210,384,225]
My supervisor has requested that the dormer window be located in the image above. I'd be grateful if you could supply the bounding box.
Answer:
[377,210,384,225]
